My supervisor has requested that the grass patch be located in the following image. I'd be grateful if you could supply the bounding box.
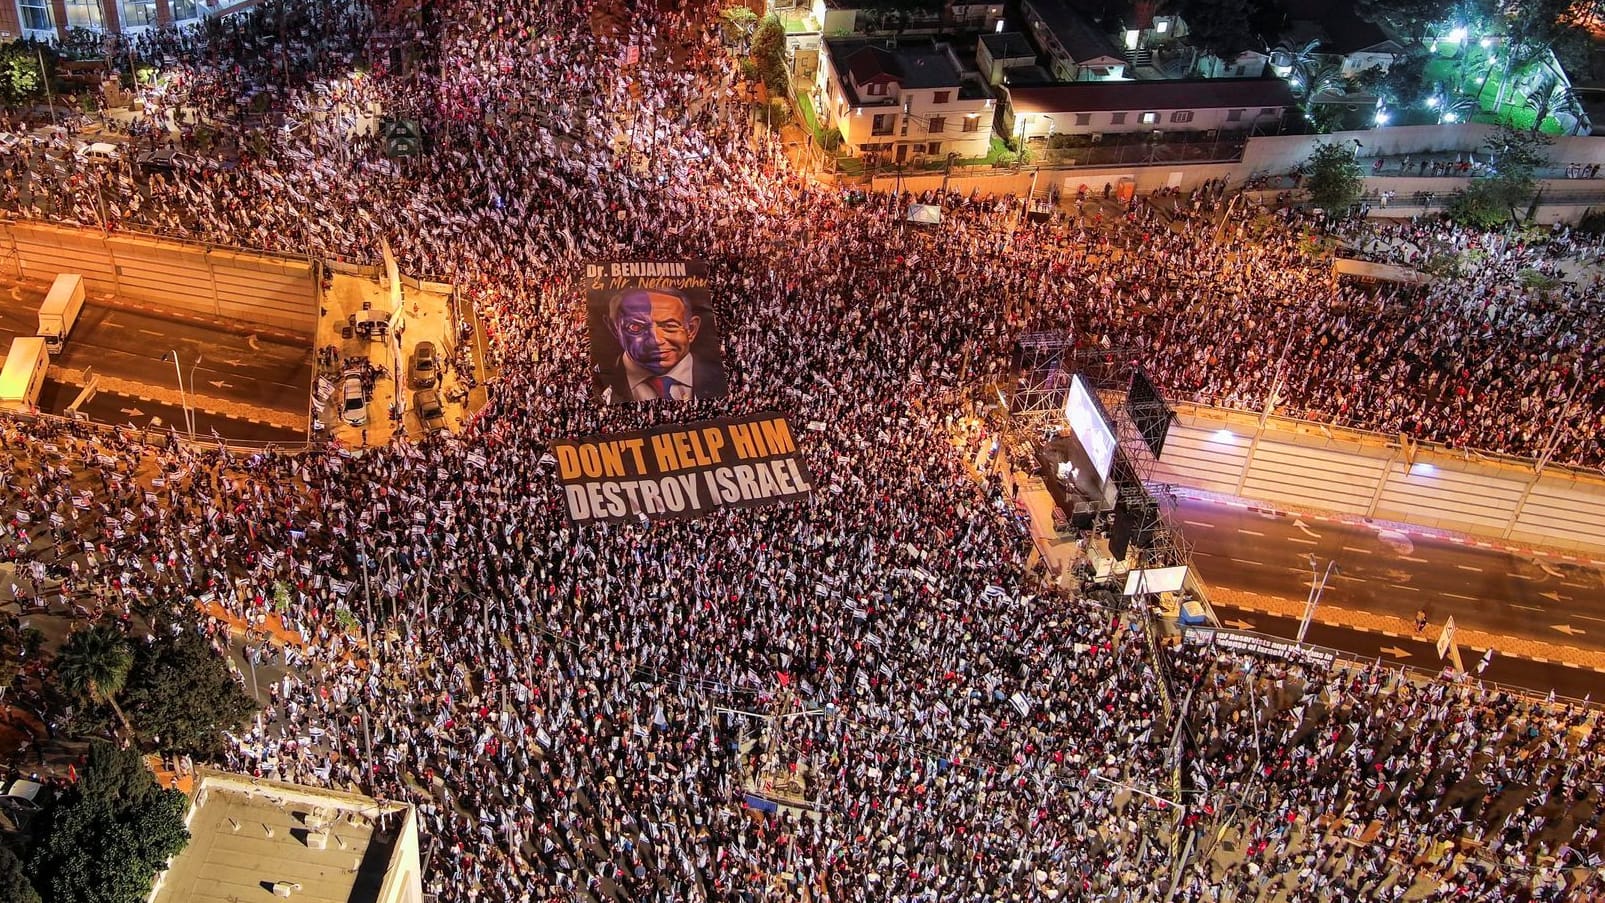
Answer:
[795,91,819,136]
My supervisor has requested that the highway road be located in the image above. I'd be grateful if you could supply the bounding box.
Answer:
[0,281,312,440]
[1207,604,1605,700]
[1172,492,1605,651]
[34,381,306,444]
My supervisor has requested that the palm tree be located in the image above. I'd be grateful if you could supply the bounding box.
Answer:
[55,623,134,733]
[1273,39,1324,95]
[1523,70,1582,134]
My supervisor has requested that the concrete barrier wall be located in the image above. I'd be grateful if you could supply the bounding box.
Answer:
[1152,404,1605,553]
[2,222,318,336]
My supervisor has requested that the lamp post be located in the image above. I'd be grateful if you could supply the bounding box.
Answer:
[163,350,194,439]
[1297,555,1340,644]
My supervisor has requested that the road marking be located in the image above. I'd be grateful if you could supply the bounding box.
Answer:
[1441,592,1477,601]
[1388,584,1419,592]
[1230,558,1262,566]
[1563,581,1591,589]
[1336,574,1364,582]
[138,328,164,336]
[1400,556,1429,563]
[1511,603,1544,611]
[1575,614,1605,624]
[1342,546,1373,554]
[1183,521,1213,528]
[1456,565,1482,572]
[1287,537,1317,545]
[1238,529,1264,537]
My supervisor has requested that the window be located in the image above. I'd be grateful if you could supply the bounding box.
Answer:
[962,115,981,132]
[1156,19,1170,33]
[934,91,951,104]
[1074,113,1091,126]
[1139,111,1158,124]
[867,82,885,97]
[927,141,941,154]
[62,0,103,28]
[1170,111,1193,123]
[928,116,946,134]
[170,0,199,18]
[18,0,51,30]
[1226,109,1244,122]
[871,113,895,136]
[1260,107,1277,115]
[122,0,159,27]
[1110,112,1127,125]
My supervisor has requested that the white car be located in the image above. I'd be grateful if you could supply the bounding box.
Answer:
[339,375,368,426]
[75,142,121,165]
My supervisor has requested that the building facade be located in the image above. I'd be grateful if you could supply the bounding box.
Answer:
[1021,0,1127,81]
[0,0,213,40]
[816,37,995,162]
[1002,77,1295,140]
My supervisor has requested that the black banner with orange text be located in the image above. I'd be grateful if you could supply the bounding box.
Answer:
[554,413,814,524]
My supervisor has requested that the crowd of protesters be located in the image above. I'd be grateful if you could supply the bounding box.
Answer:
[0,0,1600,901]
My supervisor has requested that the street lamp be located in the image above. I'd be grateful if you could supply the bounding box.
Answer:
[1296,554,1340,644]
[162,350,194,439]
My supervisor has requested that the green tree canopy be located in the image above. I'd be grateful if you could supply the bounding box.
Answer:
[1447,125,1551,226]
[750,14,790,99]
[0,844,41,903]
[1354,0,1444,46]
[1302,141,1365,212]
[1181,0,1261,59]
[54,625,133,711]
[121,629,258,757]
[29,742,190,903]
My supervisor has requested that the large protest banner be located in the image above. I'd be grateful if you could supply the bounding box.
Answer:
[584,260,727,404]
[555,413,814,524]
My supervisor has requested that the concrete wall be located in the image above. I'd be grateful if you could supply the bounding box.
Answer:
[868,162,1240,196]
[1151,404,1605,553]
[1,222,317,336]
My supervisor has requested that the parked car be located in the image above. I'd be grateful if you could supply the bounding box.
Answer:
[136,147,198,173]
[408,341,438,389]
[0,777,53,833]
[340,374,368,426]
[415,389,447,434]
[75,141,121,165]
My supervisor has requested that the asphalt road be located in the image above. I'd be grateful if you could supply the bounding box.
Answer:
[34,381,306,444]
[1174,493,1605,651]
[1208,604,1605,700]
[0,285,312,439]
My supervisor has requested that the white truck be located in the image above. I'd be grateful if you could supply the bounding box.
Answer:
[37,274,85,352]
[0,336,48,412]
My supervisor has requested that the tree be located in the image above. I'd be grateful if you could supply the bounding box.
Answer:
[1303,141,1365,212]
[54,625,133,733]
[0,845,41,903]
[750,14,790,100]
[0,41,48,105]
[719,6,757,44]
[1181,0,1260,61]
[1447,125,1551,225]
[1377,48,1431,108]
[1522,68,1581,134]
[1354,0,1444,46]
[29,742,190,903]
[120,630,258,757]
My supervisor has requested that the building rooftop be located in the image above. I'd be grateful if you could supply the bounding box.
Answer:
[826,38,994,103]
[1005,77,1297,114]
[1025,0,1126,64]
[981,32,1040,61]
[149,772,417,903]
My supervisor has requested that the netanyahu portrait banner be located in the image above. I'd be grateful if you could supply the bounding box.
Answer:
[584,260,727,404]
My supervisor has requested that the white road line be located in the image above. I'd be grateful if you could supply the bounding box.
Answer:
[1336,574,1364,582]
[1509,573,1538,581]
[1230,558,1262,566]
[1400,556,1429,563]
[1287,537,1317,545]
[1563,582,1592,589]
[1388,584,1419,592]
[1441,592,1478,601]
[1510,603,1545,611]
[1456,565,1482,572]
[1238,529,1264,537]
[1341,546,1374,554]
[1183,521,1214,528]
[1575,614,1605,624]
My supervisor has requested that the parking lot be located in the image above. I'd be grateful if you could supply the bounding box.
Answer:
[313,272,471,446]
